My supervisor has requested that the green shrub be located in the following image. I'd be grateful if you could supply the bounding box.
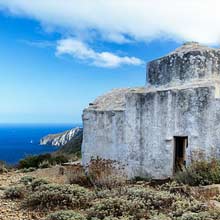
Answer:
[149,213,171,220]
[4,185,26,199]
[50,155,69,165]
[0,161,8,173]
[19,154,51,169]
[126,186,177,210]
[39,160,50,169]
[24,183,94,209]
[20,176,36,186]
[46,210,86,220]
[30,178,49,190]
[175,159,220,186]
[100,217,134,220]
[18,154,68,169]
[20,176,49,190]
[171,199,207,217]
[178,211,219,220]
[87,197,147,219]
[21,167,37,173]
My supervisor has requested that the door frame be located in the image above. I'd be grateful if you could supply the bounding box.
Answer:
[173,136,188,174]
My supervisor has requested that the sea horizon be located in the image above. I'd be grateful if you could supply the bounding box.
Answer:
[0,123,82,165]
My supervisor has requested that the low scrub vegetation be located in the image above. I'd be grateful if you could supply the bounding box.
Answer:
[30,178,49,190]
[23,183,94,210]
[4,185,26,199]
[175,150,220,186]
[21,167,37,173]
[66,164,91,187]
[3,156,220,219]
[87,197,147,219]
[20,175,36,185]
[66,157,127,190]
[46,210,86,220]
[0,160,9,173]
[86,157,127,190]
[18,154,68,169]
[3,175,220,219]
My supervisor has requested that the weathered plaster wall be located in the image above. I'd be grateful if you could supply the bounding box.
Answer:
[125,85,216,179]
[148,45,220,86]
[82,110,127,166]
[82,43,220,179]
[82,85,218,179]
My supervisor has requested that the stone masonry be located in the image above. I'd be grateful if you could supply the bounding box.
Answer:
[82,42,220,179]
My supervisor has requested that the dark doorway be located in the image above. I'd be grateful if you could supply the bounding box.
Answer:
[174,136,188,173]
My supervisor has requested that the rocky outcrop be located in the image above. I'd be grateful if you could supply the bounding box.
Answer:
[40,127,83,147]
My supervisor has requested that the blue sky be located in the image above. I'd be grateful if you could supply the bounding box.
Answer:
[0,1,217,124]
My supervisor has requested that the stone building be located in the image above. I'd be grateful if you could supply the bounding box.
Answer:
[82,42,220,179]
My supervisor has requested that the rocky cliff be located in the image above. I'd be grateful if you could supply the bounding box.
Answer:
[40,127,83,147]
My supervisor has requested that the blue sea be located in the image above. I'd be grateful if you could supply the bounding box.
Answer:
[0,124,80,165]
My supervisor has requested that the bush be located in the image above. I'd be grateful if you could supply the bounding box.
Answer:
[20,176,49,190]
[171,199,207,217]
[18,154,68,169]
[86,157,127,189]
[66,164,91,187]
[175,149,220,186]
[126,186,177,210]
[4,185,26,199]
[67,158,127,189]
[21,167,37,173]
[19,154,50,169]
[175,159,220,186]
[46,210,86,220]
[30,178,49,190]
[0,161,8,173]
[39,160,50,169]
[24,183,94,209]
[179,211,220,220]
[50,155,69,165]
[87,197,147,220]
[149,213,171,220]
[20,176,36,186]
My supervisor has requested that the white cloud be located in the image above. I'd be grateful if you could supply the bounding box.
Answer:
[0,0,220,44]
[56,38,143,68]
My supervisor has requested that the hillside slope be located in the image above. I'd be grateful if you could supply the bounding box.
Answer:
[40,127,83,147]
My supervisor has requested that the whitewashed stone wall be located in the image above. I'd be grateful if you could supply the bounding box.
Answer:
[124,85,217,179]
[82,42,220,179]
[82,110,128,166]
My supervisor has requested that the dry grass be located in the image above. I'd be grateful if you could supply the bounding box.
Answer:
[86,157,127,190]
[31,166,67,184]
[65,157,127,190]
[65,163,91,186]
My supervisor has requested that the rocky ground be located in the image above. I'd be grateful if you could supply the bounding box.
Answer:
[0,166,66,220]
[1,165,220,220]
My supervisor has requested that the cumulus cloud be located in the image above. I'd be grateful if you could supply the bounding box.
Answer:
[0,0,220,44]
[56,38,143,68]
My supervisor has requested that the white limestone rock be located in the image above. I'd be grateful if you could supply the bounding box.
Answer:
[40,127,83,147]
